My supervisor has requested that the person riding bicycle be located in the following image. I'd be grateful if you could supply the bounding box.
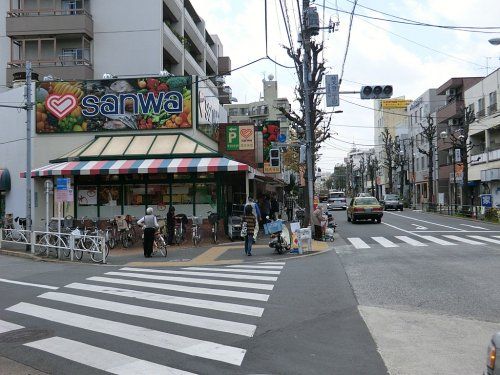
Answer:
[137,207,159,258]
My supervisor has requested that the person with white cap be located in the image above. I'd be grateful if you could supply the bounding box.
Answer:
[137,207,159,257]
[245,197,260,242]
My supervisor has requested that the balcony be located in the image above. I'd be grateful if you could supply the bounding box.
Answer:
[7,63,93,86]
[488,103,497,115]
[6,7,93,39]
[489,149,500,162]
[477,109,486,119]
[162,23,183,63]
[436,99,463,123]
[468,152,487,165]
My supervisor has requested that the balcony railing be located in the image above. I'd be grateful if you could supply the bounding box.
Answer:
[488,103,497,115]
[477,109,486,118]
[8,8,91,18]
[9,57,92,68]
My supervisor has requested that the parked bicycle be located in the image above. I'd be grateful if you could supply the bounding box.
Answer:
[152,231,167,257]
[208,211,219,244]
[189,216,202,246]
[174,214,187,245]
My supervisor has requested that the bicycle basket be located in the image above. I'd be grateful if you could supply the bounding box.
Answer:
[208,212,218,224]
[264,220,283,235]
[115,215,128,231]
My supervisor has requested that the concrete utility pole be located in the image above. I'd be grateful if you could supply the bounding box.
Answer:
[25,61,33,232]
[302,0,315,225]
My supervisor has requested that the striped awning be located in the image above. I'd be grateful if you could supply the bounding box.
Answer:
[23,158,254,177]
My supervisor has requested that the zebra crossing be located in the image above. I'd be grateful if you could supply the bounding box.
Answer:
[347,234,500,249]
[0,261,286,374]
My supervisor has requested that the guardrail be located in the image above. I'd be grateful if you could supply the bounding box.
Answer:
[420,203,500,222]
[0,228,107,263]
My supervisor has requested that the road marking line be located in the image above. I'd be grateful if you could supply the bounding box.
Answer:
[105,271,274,291]
[226,265,284,270]
[347,238,370,249]
[119,267,278,282]
[8,303,246,366]
[182,267,280,275]
[371,237,398,248]
[460,224,487,230]
[65,283,264,317]
[443,235,486,245]
[494,236,500,239]
[0,319,23,333]
[25,336,196,375]
[384,212,465,231]
[467,236,500,245]
[411,224,428,230]
[87,277,269,301]
[395,236,427,247]
[0,278,59,290]
[39,292,256,337]
[259,262,285,265]
[418,236,456,246]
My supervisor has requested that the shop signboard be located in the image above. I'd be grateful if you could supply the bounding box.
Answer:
[55,178,73,202]
[262,120,281,174]
[35,76,193,133]
[197,79,227,141]
[226,125,255,151]
[481,194,493,207]
[381,99,412,109]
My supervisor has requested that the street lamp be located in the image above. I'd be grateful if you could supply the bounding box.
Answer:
[489,38,500,46]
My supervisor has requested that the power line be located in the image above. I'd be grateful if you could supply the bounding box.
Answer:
[339,0,357,84]
[0,137,27,145]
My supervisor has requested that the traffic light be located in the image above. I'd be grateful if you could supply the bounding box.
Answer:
[360,85,393,99]
[269,148,280,168]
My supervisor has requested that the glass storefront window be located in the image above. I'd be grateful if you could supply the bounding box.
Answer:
[195,182,217,218]
[99,185,121,218]
[147,184,170,215]
[124,184,146,218]
[171,183,193,216]
[77,185,97,219]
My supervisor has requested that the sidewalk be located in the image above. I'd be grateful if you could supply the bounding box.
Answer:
[0,234,333,267]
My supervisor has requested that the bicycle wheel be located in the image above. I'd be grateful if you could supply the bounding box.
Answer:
[107,230,116,249]
[35,234,50,256]
[73,239,85,260]
[157,239,167,257]
[90,242,109,263]
[122,231,131,248]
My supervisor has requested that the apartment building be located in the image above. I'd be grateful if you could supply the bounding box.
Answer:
[466,68,500,207]
[435,76,482,205]
[1,0,232,102]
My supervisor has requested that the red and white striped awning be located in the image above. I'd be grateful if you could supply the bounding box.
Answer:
[23,157,255,177]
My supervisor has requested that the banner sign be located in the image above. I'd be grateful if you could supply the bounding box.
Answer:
[381,99,412,109]
[35,76,193,133]
[197,78,226,141]
[55,178,73,202]
[226,124,255,151]
[262,120,281,174]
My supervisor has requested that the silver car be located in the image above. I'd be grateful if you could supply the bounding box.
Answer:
[327,192,347,210]
[380,194,404,211]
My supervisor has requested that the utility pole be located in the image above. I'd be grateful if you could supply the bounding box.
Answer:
[25,61,33,234]
[301,0,314,225]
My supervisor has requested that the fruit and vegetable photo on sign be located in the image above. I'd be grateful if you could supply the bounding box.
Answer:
[35,76,193,133]
[262,120,280,173]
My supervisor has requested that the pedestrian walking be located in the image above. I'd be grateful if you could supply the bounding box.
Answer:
[245,197,261,242]
[285,194,295,221]
[270,193,279,220]
[137,207,159,258]
[166,206,175,245]
[242,204,256,256]
[260,195,271,225]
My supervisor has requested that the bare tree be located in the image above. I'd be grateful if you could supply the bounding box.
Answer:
[381,128,396,193]
[417,115,437,204]
[359,154,366,193]
[367,152,378,198]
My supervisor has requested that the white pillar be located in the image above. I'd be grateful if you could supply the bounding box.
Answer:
[245,172,250,200]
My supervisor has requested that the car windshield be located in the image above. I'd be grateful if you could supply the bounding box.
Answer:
[385,195,399,200]
[329,193,344,198]
[355,197,379,205]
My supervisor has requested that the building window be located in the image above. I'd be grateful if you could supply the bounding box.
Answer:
[77,185,97,218]
[124,184,146,218]
[478,97,485,118]
[99,186,121,218]
[488,91,497,115]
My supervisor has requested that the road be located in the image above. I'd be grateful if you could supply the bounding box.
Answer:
[329,207,500,375]
[0,252,386,374]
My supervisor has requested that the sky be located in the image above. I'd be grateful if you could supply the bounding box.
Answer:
[190,0,500,171]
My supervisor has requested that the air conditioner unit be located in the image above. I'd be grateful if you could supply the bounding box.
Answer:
[448,118,459,126]
[446,88,457,96]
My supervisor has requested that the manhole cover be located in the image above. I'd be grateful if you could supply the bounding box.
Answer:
[0,328,53,344]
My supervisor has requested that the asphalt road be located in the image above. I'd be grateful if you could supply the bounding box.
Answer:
[0,252,388,374]
[329,207,500,375]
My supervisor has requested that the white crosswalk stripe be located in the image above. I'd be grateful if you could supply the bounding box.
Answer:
[226,265,284,270]
[418,236,456,246]
[119,267,278,281]
[2,263,286,372]
[105,271,275,290]
[467,235,500,245]
[395,236,427,247]
[25,337,196,375]
[65,282,264,317]
[371,237,398,248]
[259,262,286,265]
[348,237,370,249]
[443,235,486,245]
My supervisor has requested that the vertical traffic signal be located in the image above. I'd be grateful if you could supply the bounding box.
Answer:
[269,148,280,168]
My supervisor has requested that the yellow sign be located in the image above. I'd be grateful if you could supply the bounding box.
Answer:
[381,99,412,109]
[264,162,280,174]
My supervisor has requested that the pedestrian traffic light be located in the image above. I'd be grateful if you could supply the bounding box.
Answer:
[360,85,393,99]
[269,148,280,168]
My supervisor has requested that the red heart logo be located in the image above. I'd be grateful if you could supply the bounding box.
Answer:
[45,94,78,119]
[240,128,253,139]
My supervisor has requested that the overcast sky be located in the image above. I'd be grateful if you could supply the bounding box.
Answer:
[191,0,500,171]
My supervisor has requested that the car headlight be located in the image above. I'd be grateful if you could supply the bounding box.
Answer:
[488,342,496,370]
